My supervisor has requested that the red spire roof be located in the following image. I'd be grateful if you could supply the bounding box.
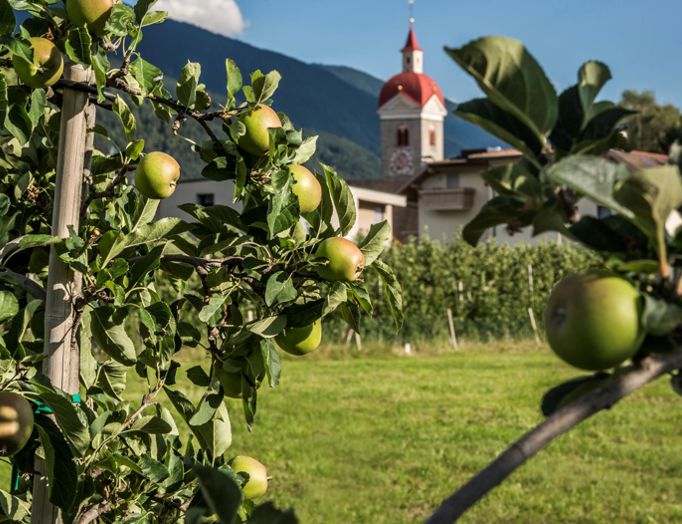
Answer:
[401,26,422,52]
[378,72,444,108]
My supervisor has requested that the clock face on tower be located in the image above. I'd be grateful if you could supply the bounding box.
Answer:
[389,147,414,176]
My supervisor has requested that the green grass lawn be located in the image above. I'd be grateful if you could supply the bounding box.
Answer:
[217,347,682,524]
[7,344,681,523]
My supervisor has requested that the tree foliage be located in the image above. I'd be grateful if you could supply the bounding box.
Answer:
[0,1,401,522]
[619,89,682,154]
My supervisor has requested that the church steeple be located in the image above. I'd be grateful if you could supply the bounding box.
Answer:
[402,25,423,74]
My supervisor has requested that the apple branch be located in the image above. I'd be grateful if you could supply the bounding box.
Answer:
[425,348,682,524]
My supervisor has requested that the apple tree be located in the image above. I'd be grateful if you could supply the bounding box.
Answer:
[0,0,402,522]
[426,36,682,523]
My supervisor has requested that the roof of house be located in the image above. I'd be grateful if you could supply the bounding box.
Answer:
[346,175,414,194]
[378,71,445,108]
[401,26,422,52]
[606,149,669,171]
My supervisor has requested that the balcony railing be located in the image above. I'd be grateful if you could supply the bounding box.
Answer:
[419,188,475,211]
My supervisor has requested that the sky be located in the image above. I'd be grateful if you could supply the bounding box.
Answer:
[149,0,682,108]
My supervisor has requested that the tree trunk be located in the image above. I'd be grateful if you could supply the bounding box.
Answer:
[32,62,93,524]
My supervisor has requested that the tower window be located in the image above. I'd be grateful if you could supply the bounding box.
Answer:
[397,126,409,147]
[429,127,437,147]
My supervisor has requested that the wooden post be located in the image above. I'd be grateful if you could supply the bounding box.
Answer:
[33,62,93,524]
[528,307,541,347]
[447,308,458,350]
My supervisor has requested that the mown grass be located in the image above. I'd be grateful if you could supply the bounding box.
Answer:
[174,343,682,523]
[6,343,681,523]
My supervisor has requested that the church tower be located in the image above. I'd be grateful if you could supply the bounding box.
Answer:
[378,22,447,178]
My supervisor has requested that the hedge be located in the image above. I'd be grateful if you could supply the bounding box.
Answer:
[326,237,600,343]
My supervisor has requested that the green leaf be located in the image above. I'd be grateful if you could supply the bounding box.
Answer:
[102,217,183,266]
[226,59,242,105]
[462,195,526,246]
[283,300,325,329]
[177,62,201,108]
[261,339,281,388]
[31,384,89,456]
[358,220,390,266]
[267,169,298,236]
[642,295,682,337]
[196,402,232,458]
[189,393,223,427]
[131,198,160,231]
[198,295,228,325]
[544,155,634,219]
[180,204,244,233]
[112,95,136,142]
[265,272,297,307]
[193,464,243,524]
[90,307,137,366]
[322,164,356,235]
[131,416,173,434]
[293,136,318,164]
[0,490,30,521]
[251,69,281,104]
[36,418,78,512]
[64,27,91,65]
[373,260,404,329]
[0,291,18,323]
[614,166,682,259]
[577,61,612,122]
[446,36,557,138]
[138,456,169,484]
[480,162,541,198]
[0,0,15,37]
[455,98,544,162]
[248,315,287,338]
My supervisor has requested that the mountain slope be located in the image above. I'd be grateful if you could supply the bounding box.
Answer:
[138,21,380,155]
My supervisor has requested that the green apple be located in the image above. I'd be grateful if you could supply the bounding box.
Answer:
[544,272,644,371]
[12,37,64,89]
[289,164,322,213]
[134,152,181,199]
[275,320,322,356]
[0,392,34,457]
[66,0,114,36]
[230,455,268,499]
[315,237,365,282]
[238,104,282,156]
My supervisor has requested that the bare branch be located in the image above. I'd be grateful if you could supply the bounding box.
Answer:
[425,348,682,524]
[74,500,114,524]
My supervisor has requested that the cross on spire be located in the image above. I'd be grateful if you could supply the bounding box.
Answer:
[408,0,415,25]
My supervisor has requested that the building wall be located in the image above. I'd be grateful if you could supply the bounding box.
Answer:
[418,170,490,243]
[417,166,600,245]
[157,180,237,219]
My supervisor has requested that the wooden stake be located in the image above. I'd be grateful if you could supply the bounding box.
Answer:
[33,62,93,524]
[447,308,458,350]
[354,331,362,351]
[528,307,541,347]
